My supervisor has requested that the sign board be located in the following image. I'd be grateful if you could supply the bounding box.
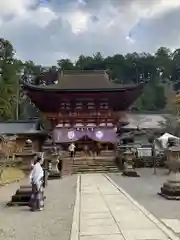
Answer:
[137,147,152,157]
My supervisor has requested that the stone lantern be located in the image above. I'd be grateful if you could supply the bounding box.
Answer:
[122,150,140,177]
[159,146,180,199]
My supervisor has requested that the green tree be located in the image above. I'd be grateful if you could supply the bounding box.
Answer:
[75,55,94,70]
[57,59,74,70]
[155,47,172,80]
[0,38,18,120]
[0,37,178,118]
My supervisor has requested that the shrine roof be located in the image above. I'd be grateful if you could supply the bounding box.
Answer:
[22,70,146,112]
[0,120,46,135]
[122,113,168,130]
[23,70,142,92]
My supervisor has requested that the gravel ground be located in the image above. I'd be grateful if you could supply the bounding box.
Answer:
[108,168,180,220]
[0,175,77,240]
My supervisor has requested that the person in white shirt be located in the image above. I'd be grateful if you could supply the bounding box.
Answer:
[69,143,76,159]
[29,156,44,211]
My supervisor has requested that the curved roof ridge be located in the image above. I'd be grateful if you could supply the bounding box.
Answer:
[62,70,106,75]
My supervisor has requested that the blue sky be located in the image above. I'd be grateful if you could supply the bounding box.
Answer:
[0,0,179,65]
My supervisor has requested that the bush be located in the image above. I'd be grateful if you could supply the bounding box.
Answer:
[0,167,25,185]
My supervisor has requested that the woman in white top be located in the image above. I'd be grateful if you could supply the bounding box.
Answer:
[29,156,44,211]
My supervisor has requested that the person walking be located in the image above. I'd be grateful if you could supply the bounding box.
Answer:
[69,142,76,160]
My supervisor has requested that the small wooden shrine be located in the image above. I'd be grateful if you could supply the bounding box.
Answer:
[0,120,47,153]
[0,120,47,172]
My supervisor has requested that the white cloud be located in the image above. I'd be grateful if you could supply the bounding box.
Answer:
[63,10,90,34]
[145,0,180,19]
[28,7,58,28]
[0,0,180,65]
[0,0,32,16]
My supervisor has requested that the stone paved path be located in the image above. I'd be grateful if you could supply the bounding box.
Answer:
[109,169,180,236]
[0,175,77,240]
[71,173,179,240]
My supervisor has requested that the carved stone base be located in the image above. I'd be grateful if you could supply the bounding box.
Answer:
[122,166,140,177]
[7,185,46,206]
[122,170,140,177]
[7,185,32,206]
[48,171,61,180]
[158,192,180,200]
[159,173,180,200]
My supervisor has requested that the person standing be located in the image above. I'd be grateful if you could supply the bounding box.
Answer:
[57,151,62,178]
[69,142,76,159]
[29,156,44,211]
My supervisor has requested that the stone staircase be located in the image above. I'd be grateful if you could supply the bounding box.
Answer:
[71,151,119,174]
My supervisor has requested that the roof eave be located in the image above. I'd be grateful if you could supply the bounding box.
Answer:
[2,131,47,136]
[22,82,144,93]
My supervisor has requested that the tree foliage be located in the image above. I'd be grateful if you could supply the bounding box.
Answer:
[1,38,180,120]
[159,115,180,136]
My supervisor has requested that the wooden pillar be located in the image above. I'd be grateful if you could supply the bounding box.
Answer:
[16,137,26,153]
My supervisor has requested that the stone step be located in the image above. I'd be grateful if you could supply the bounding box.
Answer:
[73,164,118,168]
[73,166,116,170]
[73,164,116,168]
[72,163,117,167]
[11,194,31,203]
[74,160,115,163]
[62,152,115,157]
[73,165,116,169]
[72,162,116,166]
[72,166,119,171]
[15,190,32,195]
[7,201,30,206]
[72,168,119,173]
[72,159,115,164]
[8,196,46,206]
[70,154,118,173]
[72,170,119,173]
[73,162,116,165]
[19,186,31,190]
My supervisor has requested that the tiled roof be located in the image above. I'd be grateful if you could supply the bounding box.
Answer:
[53,71,122,89]
[23,71,145,112]
[27,70,140,91]
[0,120,45,135]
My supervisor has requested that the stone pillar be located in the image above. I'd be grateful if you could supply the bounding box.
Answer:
[122,150,140,177]
[48,154,61,179]
[61,158,72,176]
[43,159,48,188]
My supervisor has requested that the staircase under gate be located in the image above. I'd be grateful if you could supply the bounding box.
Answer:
[61,150,119,174]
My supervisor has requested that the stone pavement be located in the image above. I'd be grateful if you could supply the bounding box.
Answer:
[71,173,180,240]
[109,169,180,236]
[0,175,77,240]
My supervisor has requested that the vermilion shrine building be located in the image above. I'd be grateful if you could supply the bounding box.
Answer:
[23,70,144,151]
